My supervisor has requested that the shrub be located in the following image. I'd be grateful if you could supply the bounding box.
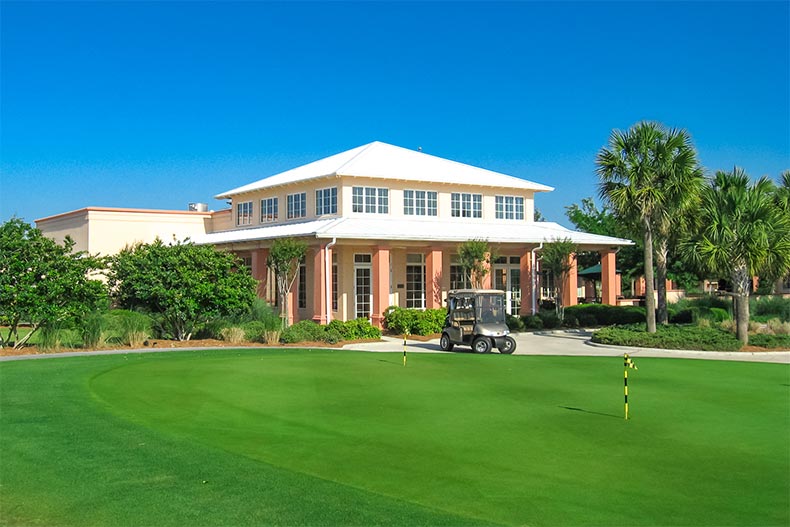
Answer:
[109,310,151,348]
[521,315,543,330]
[538,311,561,329]
[341,318,382,340]
[563,304,645,326]
[220,326,246,344]
[506,314,525,332]
[747,333,790,349]
[241,321,267,342]
[281,320,325,344]
[80,310,110,349]
[562,314,579,328]
[592,324,742,351]
[752,296,790,322]
[767,318,790,335]
[39,323,72,351]
[669,308,695,324]
[578,313,598,327]
[248,299,282,329]
[384,307,444,336]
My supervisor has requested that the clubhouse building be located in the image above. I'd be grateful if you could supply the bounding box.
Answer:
[37,141,632,327]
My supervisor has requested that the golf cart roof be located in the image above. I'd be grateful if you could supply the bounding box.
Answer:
[448,289,506,296]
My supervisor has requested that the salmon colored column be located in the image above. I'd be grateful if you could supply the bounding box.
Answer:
[561,254,578,307]
[520,250,534,315]
[312,245,327,324]
[371,246,390,328]
[600,250,617,306]
[250,248,269,299]
[425,248,443,309]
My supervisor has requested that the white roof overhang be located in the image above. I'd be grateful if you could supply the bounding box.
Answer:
[194,217,632,249]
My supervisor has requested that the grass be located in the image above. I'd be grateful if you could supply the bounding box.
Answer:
[1,349,788,526]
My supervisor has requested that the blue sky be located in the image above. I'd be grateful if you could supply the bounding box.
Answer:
[2,1,788,227]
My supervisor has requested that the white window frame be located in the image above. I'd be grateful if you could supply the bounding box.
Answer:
[260,197,278,223]
[287,192,307,219]
[451,193,482,218]
[406,253,426,309]
[495,195,525,220]
[404,190,438,216]
[353,187,389,214]
[315,187,338,216]
[237,201,253,226]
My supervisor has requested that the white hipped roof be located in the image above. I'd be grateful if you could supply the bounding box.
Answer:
[194,217,631,248]
[215,141,554,199]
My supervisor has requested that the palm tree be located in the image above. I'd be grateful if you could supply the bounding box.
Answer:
[681,168,790,344]
[651,128,704,325]
[596,122,665,333]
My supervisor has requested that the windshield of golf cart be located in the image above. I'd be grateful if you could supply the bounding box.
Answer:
[476,293,506,324]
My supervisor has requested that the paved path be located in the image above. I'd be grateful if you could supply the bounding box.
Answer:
[343,330,790,364]
[2,331,788,363]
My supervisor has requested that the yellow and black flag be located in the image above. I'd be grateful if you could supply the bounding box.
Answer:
[624,354,637,420]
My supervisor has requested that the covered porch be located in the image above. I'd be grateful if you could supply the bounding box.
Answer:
[196,217,631,327]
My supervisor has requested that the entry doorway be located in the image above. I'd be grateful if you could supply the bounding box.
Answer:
[354,254,372,320]
[493,256,521,314]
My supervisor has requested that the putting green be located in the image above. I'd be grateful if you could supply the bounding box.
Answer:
[84,349,789,526]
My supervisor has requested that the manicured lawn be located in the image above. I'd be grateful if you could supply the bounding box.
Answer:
[1,349,788,526]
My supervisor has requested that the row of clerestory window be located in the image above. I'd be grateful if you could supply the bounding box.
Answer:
[236,187,525,226]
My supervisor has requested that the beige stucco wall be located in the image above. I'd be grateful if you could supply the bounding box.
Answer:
[36,207,224,257]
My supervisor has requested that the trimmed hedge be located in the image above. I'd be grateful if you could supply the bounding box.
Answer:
[384,307,446,336]
[592,324,742,351]
[281,319,381,344]
[562,304,646,326]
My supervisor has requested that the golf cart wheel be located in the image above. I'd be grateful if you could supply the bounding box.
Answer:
[440,333,454,351]
[499,336,517,354]
[472,337,492,354]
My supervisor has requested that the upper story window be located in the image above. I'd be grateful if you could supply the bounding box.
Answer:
[287,192,307,219]
[260,197,278,223]
[352,187,389,214]
[451,193,482,218]
[315,187,338,216]
[237,201,253,226]
[404,190,438,216]
[495,196,525,220]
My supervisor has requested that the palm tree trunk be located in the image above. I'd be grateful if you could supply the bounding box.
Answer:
[643,223,657,333]
[655,238,669,325]
[732,266,750,345]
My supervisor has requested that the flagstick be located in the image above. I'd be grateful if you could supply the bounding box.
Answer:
[624,353,629,420]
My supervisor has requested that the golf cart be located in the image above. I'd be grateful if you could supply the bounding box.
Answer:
[440,289,516,354]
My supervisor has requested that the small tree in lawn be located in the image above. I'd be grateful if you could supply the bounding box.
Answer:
[457,239,494,289]
[267,238,307,329]
[108,239,257,341]
[0,218,108,349]
[540,237,579,321]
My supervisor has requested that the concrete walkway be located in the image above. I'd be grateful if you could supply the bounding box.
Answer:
[2,331,788,364]
[342,330,790,364]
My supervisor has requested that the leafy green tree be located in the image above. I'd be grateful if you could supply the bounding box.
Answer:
[596,122,701,332]
[267,238,308,329]
[540,237,579,320]
[649,128,704,325]
[565,198,643,281]
[0,218,107,349]
[457,239,495,288]
[108,239,257,340]
[681,169,790,344]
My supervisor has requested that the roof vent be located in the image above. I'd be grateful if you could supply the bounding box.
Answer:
[188,203,208,212]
